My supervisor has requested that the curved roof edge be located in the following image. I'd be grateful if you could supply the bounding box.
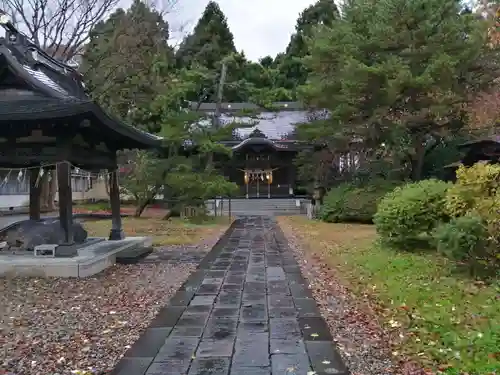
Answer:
[232,137,281,151]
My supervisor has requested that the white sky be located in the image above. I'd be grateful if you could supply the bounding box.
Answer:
[168,0,318,61]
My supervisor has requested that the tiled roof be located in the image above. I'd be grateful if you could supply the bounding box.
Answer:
[0,21,162,148]
[189,101,304,112]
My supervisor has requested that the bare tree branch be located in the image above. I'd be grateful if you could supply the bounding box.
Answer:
[0,0,119,61]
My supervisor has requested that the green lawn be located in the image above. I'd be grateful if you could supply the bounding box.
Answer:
[278,216,499,374]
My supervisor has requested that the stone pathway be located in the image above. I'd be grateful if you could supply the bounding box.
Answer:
[112,216,348,375]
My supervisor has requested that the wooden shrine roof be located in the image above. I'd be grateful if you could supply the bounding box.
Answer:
[0,18,161,150]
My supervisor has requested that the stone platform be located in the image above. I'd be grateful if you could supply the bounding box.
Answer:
[112,216,349,375]
[0,236,153,278]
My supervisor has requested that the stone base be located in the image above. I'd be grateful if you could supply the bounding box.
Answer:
[0,236,153,278]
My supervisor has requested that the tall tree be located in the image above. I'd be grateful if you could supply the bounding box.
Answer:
[81,0,173,124]
[277,0,340,91]
[176,1,236,70]
[300,0,498,181]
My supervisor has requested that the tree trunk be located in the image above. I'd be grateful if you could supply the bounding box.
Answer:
[410,141,426,181]
[134,200,149,217]
[47,169,57,211]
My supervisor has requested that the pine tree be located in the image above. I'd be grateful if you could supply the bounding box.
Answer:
[276,0,340,91]
[302,0,497,180]
[176,1,236,70]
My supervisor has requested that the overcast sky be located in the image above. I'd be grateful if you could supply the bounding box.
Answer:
[169,0,318,61]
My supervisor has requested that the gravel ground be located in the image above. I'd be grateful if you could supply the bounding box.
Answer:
[0,224,230,375]
[279,223,414,375]
[0,263,194,375]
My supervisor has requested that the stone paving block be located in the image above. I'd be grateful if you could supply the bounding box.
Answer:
[197,283,221,295]
[270,353,312,375]
[206,270,227,278]
[270,338,307,355]
[176,313,210,327]
[204,317,238,339]
[154,337,199,362]
[305,341,349,374]
[185,305,212,314]
[225,275,245,284]
[190,295,217,306]
[237,320,269,335]
[267,280,291,295]
[244,282,267,294]
[202,277,224,285]
[229,367,271,375]
[266,266,286,281]
[221,283,242,292]
[124,327,171,357]
[188,357,231,375]
[245,273,266,282]
[270,318,302,340]
[170,326,204,337]
[268,295,294,308]
[212,307,239,317]
[169,290,195,306]
[295,297,322,317]
[283,265,302,274]
[298,317,334,341]
[196,337,236,357]
[289,283,314,299]
[269,307,298,318]
[111,357,153,375]
[240,303,267,321]
[242,293,267,304]
[216,291,241,306]
[226,270,246,277]
[149,306,185,328]
[233,333,270,367]
[146,359,191,375]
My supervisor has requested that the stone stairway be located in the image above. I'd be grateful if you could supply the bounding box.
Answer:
[206,198,309,216]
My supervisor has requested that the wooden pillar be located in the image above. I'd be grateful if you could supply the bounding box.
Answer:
[288,165,295,196]
[108,169,124,240]
[28,169,41,220]
[57,161,73,244]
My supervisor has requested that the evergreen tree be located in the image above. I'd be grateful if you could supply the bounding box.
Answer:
[81,0,172,123]
[300,0,498,180]
[277,0,340,90]
[176,1,236,70]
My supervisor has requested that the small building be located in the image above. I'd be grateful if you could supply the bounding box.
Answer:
[443,138,500,181]
[0,17,161,242]
[189,101,324,198]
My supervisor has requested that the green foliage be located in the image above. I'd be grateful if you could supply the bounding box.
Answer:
[81,0,172,122]
[320,181,400,223]
[374,179,450,248]
[433,215,491,271]
[300,0,496,181]
[441,163,500,274]
[445,162,500,223]
[175,1,236,70]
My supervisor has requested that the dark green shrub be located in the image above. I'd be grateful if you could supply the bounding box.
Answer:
[433,215,488,261]
[373,179,450,248]
[320,181,400,223]
[433,215,498,277]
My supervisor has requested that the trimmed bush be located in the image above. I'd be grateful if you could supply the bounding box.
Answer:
[320,181,400,223]
[445,162,500,229]
[374,179,450,248]
[433,215,488,260]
